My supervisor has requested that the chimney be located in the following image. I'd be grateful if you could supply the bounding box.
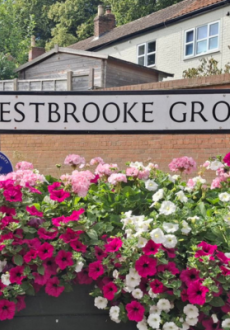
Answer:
[28,36,46,62]
[94,5,116,38]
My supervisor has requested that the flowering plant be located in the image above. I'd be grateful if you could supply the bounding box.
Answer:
[1,154,230,330]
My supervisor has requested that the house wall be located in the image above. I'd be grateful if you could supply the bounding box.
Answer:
[96,6,230,80]
[105,60,158,88]
[19,53,103,89]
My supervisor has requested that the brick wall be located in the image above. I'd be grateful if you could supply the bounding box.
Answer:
[1,74,230,178]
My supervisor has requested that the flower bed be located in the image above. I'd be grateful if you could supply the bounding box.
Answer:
[1,154,230,330]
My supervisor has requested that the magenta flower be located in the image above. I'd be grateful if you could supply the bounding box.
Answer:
[102,282,117,300]
[187,280,209,305]
[25,183,42,194]
[38,242,54,260]
[161,246,176,258]
[3,186,22,202]
[77,268,93,285]
[48,182,62,193]
[88,261,104,280]
[143,240,161,255]
[202,318,222,330]
[126,301,145,322]
[33,271,51,286]
[52,216,66,227]
[95,246,107,260]
[23,249,38,263]
[0,206,16,216]
[25,238,41,249]
[45,277,64,297]
[16,296,26,312]
[223,152,230,166]
[195,241,217,260]
[55,250,74,270]
[10,266,26,285]
[26,206,43,217]
[65,208,85,223]
[220,265,230,276]
[0,300,16,321]
[38,227,58,240]
[157,262,179,275]
[70,239,87,253]
[50,189,70,202]
[104,238,123,253]
[180,268,201,286]
[135,255,157,277]
[150,279,165,294]
[43,258,58,275]
[59,228,83,243]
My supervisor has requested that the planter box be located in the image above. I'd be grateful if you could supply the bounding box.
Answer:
[1,284,136,330]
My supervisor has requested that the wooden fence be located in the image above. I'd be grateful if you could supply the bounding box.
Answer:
[0,70,95,91]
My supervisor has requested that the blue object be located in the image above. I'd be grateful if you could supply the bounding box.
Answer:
[0,152,13,175]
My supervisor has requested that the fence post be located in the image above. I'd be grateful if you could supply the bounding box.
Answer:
[67,71,73,91]
[88,68,95,90]
[13,78,18,91]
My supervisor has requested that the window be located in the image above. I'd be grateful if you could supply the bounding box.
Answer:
[184,21,219,58]
[137,41,156,67]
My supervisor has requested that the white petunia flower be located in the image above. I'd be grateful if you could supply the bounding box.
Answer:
[163,222,179,233]
[187,216,200,222]
[130,161,144,169]
[209,160,223,171]
[219,192,230,202]
[137,318,148,330]
[137,237,148,248]
[125,274,141,288]
[183,304,199,318]
[129,268,141,278]
[74,261,84,273]
[181,323,190,330]
[1,273,11,286]
[113,270,119,279]
[132,288,143,299]
[192,176,206,185]
[163,235,178,249]
[109,306,120,323]
[0,260,7,272]
[211,314,218,323]
[152,189,164,202]
[168,174,180,183]
[163,321,178,330]
[125,228,133,238]
[224,214,230,225]
[149,305,161,315]
[181,220,191,234]
[225,253,230,258]
[159,201,176,215]
[185,316,198,326]
[176,191,188,203]
[157,299,171,311]
[94,297,108,309]
[150,228,165,244]
[147,313,161,329]
[123,286,133,293]
[145,180,158,191]
[148,289,159,299]
[222,318,230,328]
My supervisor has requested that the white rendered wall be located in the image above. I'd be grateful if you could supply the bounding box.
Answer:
[96,6,230,80]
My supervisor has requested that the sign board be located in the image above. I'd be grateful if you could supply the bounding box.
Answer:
[0,152,13,175]
[0,90,230,133]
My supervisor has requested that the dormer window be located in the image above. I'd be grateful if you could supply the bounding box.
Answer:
[137,41,156,67]
[184,21,219,58]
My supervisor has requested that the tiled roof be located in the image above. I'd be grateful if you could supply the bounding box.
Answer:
[69,0,227,51]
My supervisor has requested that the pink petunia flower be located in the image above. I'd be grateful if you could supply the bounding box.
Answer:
[59,228,83,243]
[150,279,165,294]
[0,206,16,216]
[25,183,42,194]
[3,186,22,202]
[180,268,201,286]
[26,206,43,217]
[76,268,93,285]
[70,239,87,253]
[135,255,157,278]
[52,216,66,227]
[95,246,107,260]
[65,208,85,223]
[16,296,26,312]
[143,240,161,255]
[195,241,217,260]
[38,243,54,260]
[43,258,58,275]
[45,277,64,297]
[102,282,118,300]
[33,271,51,286]
[104,238,123,253]
[25,238,41,249]
[48,182,62,193]
[88,261,104,280]
[0,300,16,321]
[55,250,74,270]
[223,152,230,166]
[158,262,180,275]
[38,227,58,240]
[126,301,145,322]
[50,189,70,202]
[10,266,26,285]
[23,249,38,263]
[187,280,209,305]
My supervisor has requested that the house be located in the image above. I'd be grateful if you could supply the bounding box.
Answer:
[69,0,230,80]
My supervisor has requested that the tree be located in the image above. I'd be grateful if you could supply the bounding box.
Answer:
[183,58,230,78]
[0,53,17,80]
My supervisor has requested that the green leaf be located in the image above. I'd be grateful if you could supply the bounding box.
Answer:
[14,254,23,266]
[37,265,45,275]
[87,229,98,241]
[198,202,206,218]
[210,297,225,307]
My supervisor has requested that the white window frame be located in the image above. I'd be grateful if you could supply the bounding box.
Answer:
[184,21,220,59]
[137,41,156,67]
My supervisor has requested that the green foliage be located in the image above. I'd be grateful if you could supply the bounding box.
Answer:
[183,57,230,78]
[0,53,17,80]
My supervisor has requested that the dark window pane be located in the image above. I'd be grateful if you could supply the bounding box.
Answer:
[138,45,145,56]
[209,37,218,50]
[197,25,207,40]
[148,41,156,53]
[210,23,219,36]
[197,40,207,54]
[186,31,194,43]
[147,54,155,66]
[185,44,193,56]
[138,57,145,66]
